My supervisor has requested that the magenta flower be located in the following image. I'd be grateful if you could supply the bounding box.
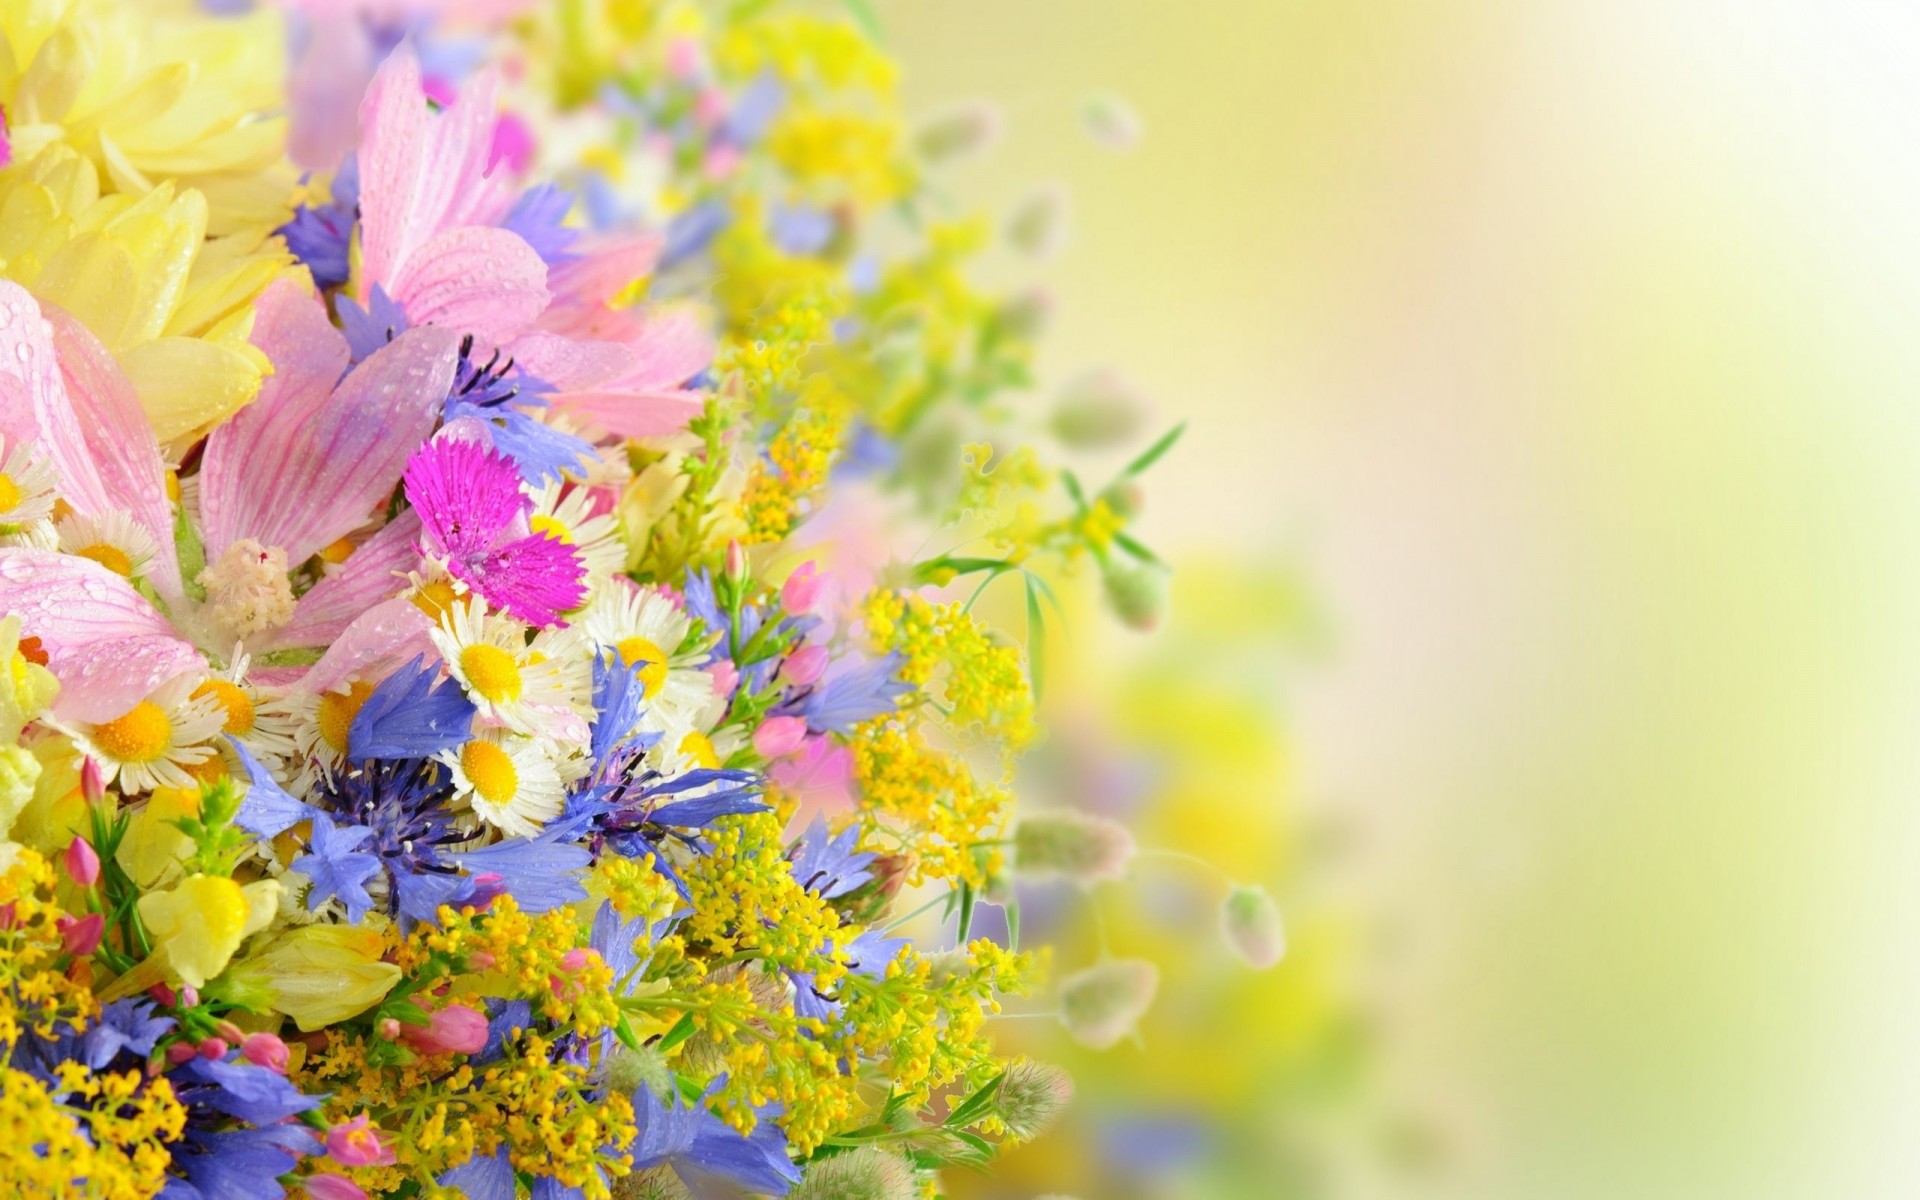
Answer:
[397,1003,489,1056]
[402,435,586,627]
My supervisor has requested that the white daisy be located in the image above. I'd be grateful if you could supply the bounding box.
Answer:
[439,729,564,838]
[62,674,226,795]
[194,648,299,766]
[273,677,379,791]
[0,440,58,533]
[646,722,745,775]
[56,508,158,581]
[580,583,714,733]
[431,597,585,738]
[527,479,626,585]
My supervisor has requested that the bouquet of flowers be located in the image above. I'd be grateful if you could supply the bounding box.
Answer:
[0,2,1191,1198]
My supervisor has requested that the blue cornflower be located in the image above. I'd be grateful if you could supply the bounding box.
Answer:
[347,655,476,760]
[628,1080,800,1196]
[277,157,358,290]
[158,1054,325,1199]
[787,814,875,899]
[441,334,594,484]
[794,652,910,734]
[291,812,383,923]
[336,284,410,362]
[503,183,582,265]
[80,998,174,1068]
[229,738,314,838]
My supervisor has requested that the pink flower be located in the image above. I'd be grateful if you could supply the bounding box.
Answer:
[489,111,536,174]
[402,436,586,626]
[198,1037,229,1060]
[303,1175,370,1200]
[399,1003,489,1056]
[781,563,823,614]
[63,837,100,888]
[326,1114,396,1168]
[781,644,829,688]
[57,913,103,957]
[753,716,808,760]
[707,660,740,699]
[769,736,857,820]
[242,1032,290,1073]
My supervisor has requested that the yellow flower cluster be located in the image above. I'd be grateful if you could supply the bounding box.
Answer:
[590,852,681,924]
[678,812,846,979]
[405,897,617,1036]
[0,848,97,1047]
[0,1060,185,1199]
[742,376,852,542]
[864,589,1036,751]
[851,717,1009,888]
[833,938,1031,1107]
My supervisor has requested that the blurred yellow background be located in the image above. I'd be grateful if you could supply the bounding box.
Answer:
[888,2,1920,1196]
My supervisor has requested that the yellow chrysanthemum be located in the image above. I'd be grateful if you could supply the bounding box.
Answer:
[0,0,294,232]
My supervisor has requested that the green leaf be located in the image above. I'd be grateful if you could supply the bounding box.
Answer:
[943,1069,1007,1128]
[1121,421,1187,478]
[1061,471,1087,510]
[658,1012,698,1052]
[1005,901,1022,952]
[955,881,976,942]
[614,1013,643,1053]
[949,1129,998,1165]
[1024,573,1047,701]
[384,1000,432,1027]
[1113,530,1163,565]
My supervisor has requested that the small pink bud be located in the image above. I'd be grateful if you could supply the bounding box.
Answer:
[376,1018,401,1041]
[400,1004,489,1056]
[166,1041,196,1065]
[214,1020,246,1043]
[57,913,103,957]
[64,837,100,887]
[148,984,177,1006]
[707,660,740,699]
[466,950,496,971]
[80,757,106,804]
[560,948,594,972]
[724,539,746,582]
[179,986,199,1009]
[304,1175,370,1200]
[781,563,823,614]
[781,644,829,688]
[326,1114,396,1168]
[241,1032,290,1073]
[753,715,808,759]
[198,1037,228,1060]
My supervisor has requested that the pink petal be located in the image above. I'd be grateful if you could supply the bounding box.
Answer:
[504,331,632,391]
[204,301,458,567]
[0,549,204,723]
[288,13,375,172]
[0,283,111,518]
[41,303,181,602]
[259,511,421,651]
[389,226,549,344]
[357,44,513,300]
[545,233,662,310]
[462,532,584,628]
[296,596,434,696]
[547,388,705,440]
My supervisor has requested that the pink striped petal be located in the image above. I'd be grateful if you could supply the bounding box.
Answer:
[204,307,458,568]
[0,549,204,723]
[389,226,549,344]
[261,512,421,651]
[296,596,434,697]
[288,13,375,172]
[503,332,632,391]
[547,389,705,440]
[357,44,513,300]
[0,283,112,517]
[545,233,661,309]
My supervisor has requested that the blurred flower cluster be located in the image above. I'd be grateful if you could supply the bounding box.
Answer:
[0,2,1278,1198]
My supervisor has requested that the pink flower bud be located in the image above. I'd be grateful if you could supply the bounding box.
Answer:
[781,563,823,614]
[64,836,100,887]
[707,660,740,699]
[198,1037,228,1060]
[215,1020,245,1043]
[400,1004,489,1056]
[376,1018,401,1041]
[467,950,496,971]
[242,1032,290,1073]
[165,1041,196,1065]
[57,913,103,957]
[782,644,829,688]
[80,757,105,804]
[753,715,808,759]
[179,986,199,1009]
[724,539,746,582]
[149,984,177,1006]
[560,948,594,972]
[326,1114,396,1168]
[303,1175,369,1200]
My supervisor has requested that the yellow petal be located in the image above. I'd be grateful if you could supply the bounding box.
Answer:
[137,872,250,989]
[120,334,262,442]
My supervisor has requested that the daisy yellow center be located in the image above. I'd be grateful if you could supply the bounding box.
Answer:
[411,578,461,622]
[92,701,172,764]
[461,644,523,704]
[76,543,134,577]
[461,740,519,806]
[0,473,20,512]
[318,681,377,754]
[679,731,720,770]
[193,679,255,735]
[614,637,670,698]
[529,514,575,544]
